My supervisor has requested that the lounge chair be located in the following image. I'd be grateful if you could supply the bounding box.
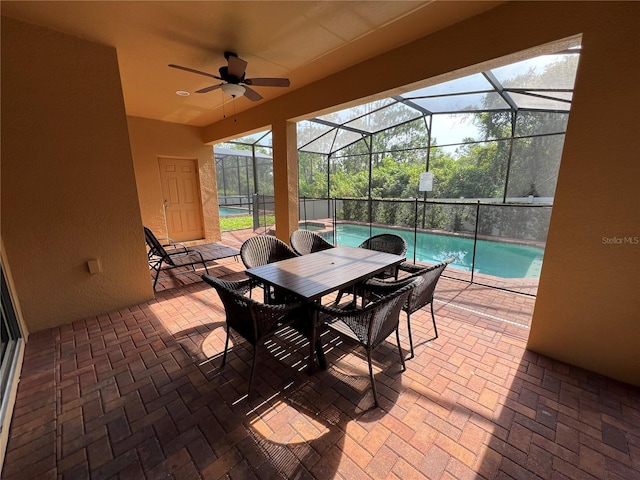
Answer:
[143,226,239,290]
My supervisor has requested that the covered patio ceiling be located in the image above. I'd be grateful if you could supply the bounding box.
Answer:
[0,1,505,128]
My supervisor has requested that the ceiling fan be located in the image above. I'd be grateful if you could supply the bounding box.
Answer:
[169,51,290,101]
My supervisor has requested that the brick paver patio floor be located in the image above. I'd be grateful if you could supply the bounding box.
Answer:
[3,231,639,479]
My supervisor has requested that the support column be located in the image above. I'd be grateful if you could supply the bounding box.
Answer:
[271,120,299,244]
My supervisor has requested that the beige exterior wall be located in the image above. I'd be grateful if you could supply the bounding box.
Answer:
[200,2,640,386]
[127,116,221,243]
[1,17,153,332]
[526,5,640,385]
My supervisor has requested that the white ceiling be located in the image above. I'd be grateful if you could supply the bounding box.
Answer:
[1,1,502,127]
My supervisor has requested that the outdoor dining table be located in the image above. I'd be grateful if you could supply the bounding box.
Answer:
[245,245,406,372]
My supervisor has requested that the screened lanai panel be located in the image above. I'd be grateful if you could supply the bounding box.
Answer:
[509,92,571,111]
[430,140,510,199]
[404,73,493,97]
[515,112,569,137]
[492,55,579,90]
[216,155,253,198]
[332,129,365,153]
[377,117,429,151]
[329,154,369,198]
[230,130,273,147]
[506,134,565,198]
[344,101,422,133]
[302,129,338,154]
[255,156,275,195]
[409,92,510,113]
[298,120,335,150]
[299,151,328,197]
[431,113,485,145]
[317,98,396,125]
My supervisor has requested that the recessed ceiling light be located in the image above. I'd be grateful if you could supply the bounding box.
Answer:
[176,90,190,97]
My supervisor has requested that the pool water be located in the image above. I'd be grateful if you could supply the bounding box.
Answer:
[327,224,544,279]
[219,206,250,216]
[298,221,326,231]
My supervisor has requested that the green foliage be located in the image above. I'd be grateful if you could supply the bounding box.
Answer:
[220,215,275,231]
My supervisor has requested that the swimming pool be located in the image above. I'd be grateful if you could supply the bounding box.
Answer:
[325,223,544,279]
[298,221,327,231]
[219,206,250,216]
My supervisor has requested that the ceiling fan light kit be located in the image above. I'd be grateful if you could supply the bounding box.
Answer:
[169,51,290,102]
[221,83,246,98]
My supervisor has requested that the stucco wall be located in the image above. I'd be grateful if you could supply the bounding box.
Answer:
[1,17,153,332]
[526,5,640,385]
[200,2,640,385]
[127,116,221,243]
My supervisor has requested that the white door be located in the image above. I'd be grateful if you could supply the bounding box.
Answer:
[159,157,204,242]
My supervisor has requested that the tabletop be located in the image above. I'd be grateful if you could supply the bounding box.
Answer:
[245,245,405,301]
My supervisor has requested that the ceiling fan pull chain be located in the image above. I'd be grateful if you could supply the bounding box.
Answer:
[221,89,226,119]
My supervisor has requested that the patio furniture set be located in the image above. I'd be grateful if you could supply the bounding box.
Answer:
[144,225,451,407]
[200,230,453,408]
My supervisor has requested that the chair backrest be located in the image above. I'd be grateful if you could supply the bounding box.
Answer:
[202,274,302,343]
[240,235,298,269]
[143,226,174,265]
[358,234,407,257]
[290,230,334,255]
[403,258,453,315]
[335,277,420,348]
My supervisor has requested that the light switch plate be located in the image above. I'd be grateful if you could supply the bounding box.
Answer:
[87,259,102,274]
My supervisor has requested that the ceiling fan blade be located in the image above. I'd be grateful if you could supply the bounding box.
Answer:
[195,84,223,94]
[243,86,263,102]
[168,64,222,80]
[245,77,290,87]
[227,55,248,79]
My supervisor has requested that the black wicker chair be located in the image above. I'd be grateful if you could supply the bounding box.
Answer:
[290,229,334,255]
[359,233,407,255]
[202,275,306,394]
[239,235,298,302]
[361,258,453,358]
[334,233,408,305]
[315,276,421,407]
[240,235,298,268]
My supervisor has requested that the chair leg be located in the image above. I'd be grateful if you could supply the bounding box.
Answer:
[315,339,327,370]
[406,312,415,359]
[152,269,161,291]
[367,349,379,407]
[395,328,406,372]
[152,260,164,291]
[430,302,439,340]
[221,326,230,367]
[334,285,357,306]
